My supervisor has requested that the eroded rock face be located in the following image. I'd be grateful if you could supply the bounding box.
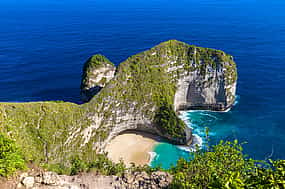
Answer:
[174,53,237,111]
[81,54,116,102]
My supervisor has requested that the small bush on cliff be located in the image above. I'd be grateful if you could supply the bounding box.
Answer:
[87,153,126,176]
[154,102,186,139]
[70,156,88,175]
[57,153,127,176]
[0,134,26,177]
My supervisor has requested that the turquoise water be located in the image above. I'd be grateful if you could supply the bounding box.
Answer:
[151,143,190,169]
[151,97,246,169]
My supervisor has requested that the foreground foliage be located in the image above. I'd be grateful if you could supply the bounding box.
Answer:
[44,140,285,188]
[170,140,285,189]
[0,134,26,177]
[1,134,284,189]
[46,153,161,177]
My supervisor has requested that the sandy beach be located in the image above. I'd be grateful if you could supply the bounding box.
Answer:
[105,132,159,167]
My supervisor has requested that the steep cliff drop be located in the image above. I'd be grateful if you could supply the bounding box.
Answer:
[173,47,237,111]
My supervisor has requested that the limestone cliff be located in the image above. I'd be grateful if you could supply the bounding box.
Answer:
[173,46,237,111]
[0,40,237,166]
[81,54,116,102]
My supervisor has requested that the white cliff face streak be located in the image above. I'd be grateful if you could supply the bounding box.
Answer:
[174,65,237,111]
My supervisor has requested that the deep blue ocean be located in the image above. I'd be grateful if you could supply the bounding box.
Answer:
[0,0,285,169]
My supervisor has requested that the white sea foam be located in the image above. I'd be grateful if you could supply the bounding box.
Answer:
[176,96,241,152]
[199,112,218,119]
[234,95,240,106]
[178,134,203,152]
[178,111,192,127]
[148,151,157,165]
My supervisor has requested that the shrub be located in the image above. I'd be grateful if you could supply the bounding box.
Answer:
[70,156,87,175]
[0,134,26,177]
[42,163,71,175]
[154,102,186,139]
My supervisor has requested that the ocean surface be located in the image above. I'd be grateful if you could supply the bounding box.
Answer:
[0,0,285,169]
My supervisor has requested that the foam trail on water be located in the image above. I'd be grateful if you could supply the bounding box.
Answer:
[148,152,157,165]
[178,111,203,152]
[177,95,241,152]
[179,111,191,126]
[199,112,219,120]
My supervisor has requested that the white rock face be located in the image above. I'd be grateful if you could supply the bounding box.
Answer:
[174,66,237,111]
[81,55,116,102]
[84,65,116,89]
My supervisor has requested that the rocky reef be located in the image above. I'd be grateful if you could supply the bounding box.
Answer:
[0,40,237,166]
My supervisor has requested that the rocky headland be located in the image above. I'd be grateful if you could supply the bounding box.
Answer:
[0,40,237,168]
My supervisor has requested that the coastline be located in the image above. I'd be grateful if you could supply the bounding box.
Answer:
[105,98,239,167]
[105,131,159,167]
[178,96,239,152]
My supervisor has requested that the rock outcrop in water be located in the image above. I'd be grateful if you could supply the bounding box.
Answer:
[0,40,237,166]
[81,54,116,102]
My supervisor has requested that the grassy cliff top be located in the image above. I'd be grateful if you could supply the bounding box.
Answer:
[84,54,114,68]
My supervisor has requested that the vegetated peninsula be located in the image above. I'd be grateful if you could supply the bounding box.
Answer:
[0,40,237,165]
[8,40,281,189]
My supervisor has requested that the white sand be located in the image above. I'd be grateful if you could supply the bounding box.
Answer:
[105,132,158,167]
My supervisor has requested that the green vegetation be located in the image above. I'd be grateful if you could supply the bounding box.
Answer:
[0,133,26,177]
[43,140,285,189]
[0,102,91,165]
[69,154,126,176]
[1,125,283,189]
[154,102,186,139]
[170,140,285,189]
[82,54,114,76]
[46,153,162,177]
